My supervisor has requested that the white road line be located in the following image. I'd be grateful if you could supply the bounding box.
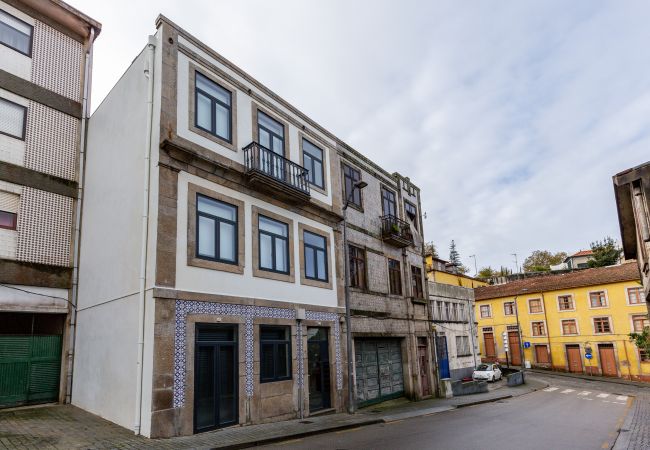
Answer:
[615,402,626,405]
[602,400,611,403]
[597,393,610,398]
[543,387,559,392]
[577,391,591,396]
[616,396,628,401]
[579,398,594,401]
[560,389,575,394]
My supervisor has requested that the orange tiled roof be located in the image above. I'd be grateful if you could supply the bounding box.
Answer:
[475,262,640,301]
[571,250,594,257]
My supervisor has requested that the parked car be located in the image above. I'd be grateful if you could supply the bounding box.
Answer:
[472,363,502,382]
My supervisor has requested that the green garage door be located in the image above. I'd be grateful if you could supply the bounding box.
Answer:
[0,335,62,407]
[355,339,404,407]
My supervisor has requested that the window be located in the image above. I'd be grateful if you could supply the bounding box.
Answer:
[435,301,443,320]
[0,210,16,230]
[342,164,362,208]
[558,295,574,311]
[444,302,451,321]
[561,319,578,335]
[451,303,459,321]
[456,335,471,356]
[411,266,424,298]
[0,97,27,140]
[404,201,418,231]
[594,317,612,334]
[0,191,18,231]
[196,194,237,264]
[503,302,515,316]
[349,245,366,289]
[258,111,284,154]
[381,188,396,217]
[590,291,607,308]
[260,326,291,382]
[459,303,466,322]
[528,299,543,314]
[302,138,324,189]
[258,215,289,274]
[632,314,649,333]
[532,321,546,336]
[388,258,402,295]
[0,9,32,56]
[195,72,232,142]
[480,305,491,318]
[304,230,328,282]
[628,287,644,305]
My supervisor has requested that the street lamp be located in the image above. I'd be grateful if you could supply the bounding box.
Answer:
[343,180,367,414]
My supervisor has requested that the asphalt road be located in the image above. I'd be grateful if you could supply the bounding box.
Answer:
[259,374,637,450]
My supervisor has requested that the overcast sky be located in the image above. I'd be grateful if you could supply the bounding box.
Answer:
[70,0,650,274]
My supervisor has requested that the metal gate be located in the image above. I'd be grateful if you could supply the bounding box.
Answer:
[436,335,450,379]
[0,335,62,407]
[355,339,404,407]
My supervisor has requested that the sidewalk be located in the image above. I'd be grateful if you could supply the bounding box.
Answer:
[529,368,650,389]
[0,379,546,450]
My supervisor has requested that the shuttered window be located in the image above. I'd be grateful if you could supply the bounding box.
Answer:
[0,97,27,140]
[0,190,19,230]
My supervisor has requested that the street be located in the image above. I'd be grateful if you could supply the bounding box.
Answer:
[258,374,641,450]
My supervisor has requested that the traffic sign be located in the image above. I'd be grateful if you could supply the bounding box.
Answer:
[523,342,531,349]
[585,353,593,360]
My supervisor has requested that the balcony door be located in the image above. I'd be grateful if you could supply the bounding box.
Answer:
[258,111,285,181]
[381,188,396,217]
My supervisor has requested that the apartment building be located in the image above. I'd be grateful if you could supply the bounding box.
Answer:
[0,0,99,408]
[475,263,649,381]
[614,161,650,315]
[73,15,429,437]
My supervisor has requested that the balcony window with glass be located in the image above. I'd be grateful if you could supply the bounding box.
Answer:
[304,230,328,282]
[195,72,232,142]
[381,187,396,217]
[302,138,324,189]
[411,266,424,299]
[258,215,289,274]
[260,326,291,382]
[404,200,418,231]
[0,9,32,56]
[258,111,284,155]
[388,258,402,295]
[196,194,237,264]
[349,245,366,289]
[342,164,362,208]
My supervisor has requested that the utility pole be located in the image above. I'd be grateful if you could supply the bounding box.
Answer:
[512,253,519,274]
[469,255,478,277]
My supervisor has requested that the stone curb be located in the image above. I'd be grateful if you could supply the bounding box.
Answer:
[528,369,650,389]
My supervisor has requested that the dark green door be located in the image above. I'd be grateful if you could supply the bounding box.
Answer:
[0,335,62,407]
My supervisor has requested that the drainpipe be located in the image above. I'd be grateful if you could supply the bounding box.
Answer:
[66,27,95,404]
[134,35,157,436]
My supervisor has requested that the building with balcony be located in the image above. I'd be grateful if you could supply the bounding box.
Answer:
[0,0,100,409]
[72,14,430,437]
[474,262,649,381]
[614,161,650,316]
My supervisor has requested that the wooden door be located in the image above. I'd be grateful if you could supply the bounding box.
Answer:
[484,333,495,359]
[508,332,521,366]
[598,345,617,377]
[417,337,431,397]
[566,345,583,373]
[535,345,549,364]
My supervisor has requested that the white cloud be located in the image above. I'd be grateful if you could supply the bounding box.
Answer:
[70,0,650,272]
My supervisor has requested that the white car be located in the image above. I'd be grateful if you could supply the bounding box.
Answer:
[472,363,502,382]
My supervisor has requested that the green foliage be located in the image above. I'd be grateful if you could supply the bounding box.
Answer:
[588,237,621,268]
[449,240,461,266]
[497,266,512,277]
[424,242,438,259]
[629,327,650,356]
[477,267,496,279]
[523,250,567,273]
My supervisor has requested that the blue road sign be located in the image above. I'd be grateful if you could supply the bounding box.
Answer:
[523,342,531,349]
[585,353,593,359]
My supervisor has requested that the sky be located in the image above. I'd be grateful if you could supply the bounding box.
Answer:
[69,0,650,274]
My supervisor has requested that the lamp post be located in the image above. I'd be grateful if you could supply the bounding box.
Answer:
[343,180,367,414]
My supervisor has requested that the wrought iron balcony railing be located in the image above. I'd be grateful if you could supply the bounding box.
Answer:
[380,214,414,247]
[243,142,310,198]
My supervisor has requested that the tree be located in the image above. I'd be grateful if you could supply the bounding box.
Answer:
[497,266,512,277]
[424,242,438,259]
[477,267,496,279]
[629,327,650,360]
[588,237,621,268]
[522,250,567,273]
[449,240,461,266]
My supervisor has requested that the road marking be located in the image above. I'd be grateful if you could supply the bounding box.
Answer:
[616,395,628,401]
[336,427,361,434]
[385,419,404,425]
[601,441,610,449]
[275,439,303,446]
[577,391,591,396]
[597,393,609,398]
[560,389,575,394]
[543,387,559,392]
[578,397,593,401]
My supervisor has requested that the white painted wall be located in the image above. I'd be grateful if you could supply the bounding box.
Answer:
[175,39,334,207]
[0,1,33,80]
[0,284,67,312]
[0,88,27,166]
[176,171,339,309]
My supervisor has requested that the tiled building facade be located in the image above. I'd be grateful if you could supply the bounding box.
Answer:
[0,0,100,408]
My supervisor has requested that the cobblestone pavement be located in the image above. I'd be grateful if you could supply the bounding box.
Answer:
[614,393,650,450]
[0,379,545,450]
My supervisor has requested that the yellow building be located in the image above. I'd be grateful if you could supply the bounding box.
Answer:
[474,262,649,381]
[425,255,488,288]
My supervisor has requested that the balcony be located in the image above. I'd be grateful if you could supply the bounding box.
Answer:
[243,142,310,200]
[380,215,413,247]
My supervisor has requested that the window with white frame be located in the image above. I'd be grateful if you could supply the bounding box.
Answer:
[628,287,644,305]
[528,298,543,314]
[0,9,32,56]
[0,97,27,140]
[558,295,574,311]
[532,321,546,336]
[593,317,612,334]
[632,314,649,333]
[561,319,578,335]
[456,335,471,356]
[590,291,607,308]
[480,304,491,318]
[504,302,515,316]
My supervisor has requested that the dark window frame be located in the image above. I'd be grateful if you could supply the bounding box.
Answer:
[381,187,397,217]
[260,325,292,383]
[0,9,33,57]
[0,210,17,230]
[561,319,577,335]
[404,200,418,231]
[342,164,362,209]
[257,110,285,155]
[532,321,546,336]
[388,258,402,295]
[411,266,424,299]
[196,193,238,265]
[0,96,27,140]
[303,230,328,282]
[589,291,607,308]
[194,71,233,143]
[349,245,366,289]
[302,138,325,189]
[258,214,289,275]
